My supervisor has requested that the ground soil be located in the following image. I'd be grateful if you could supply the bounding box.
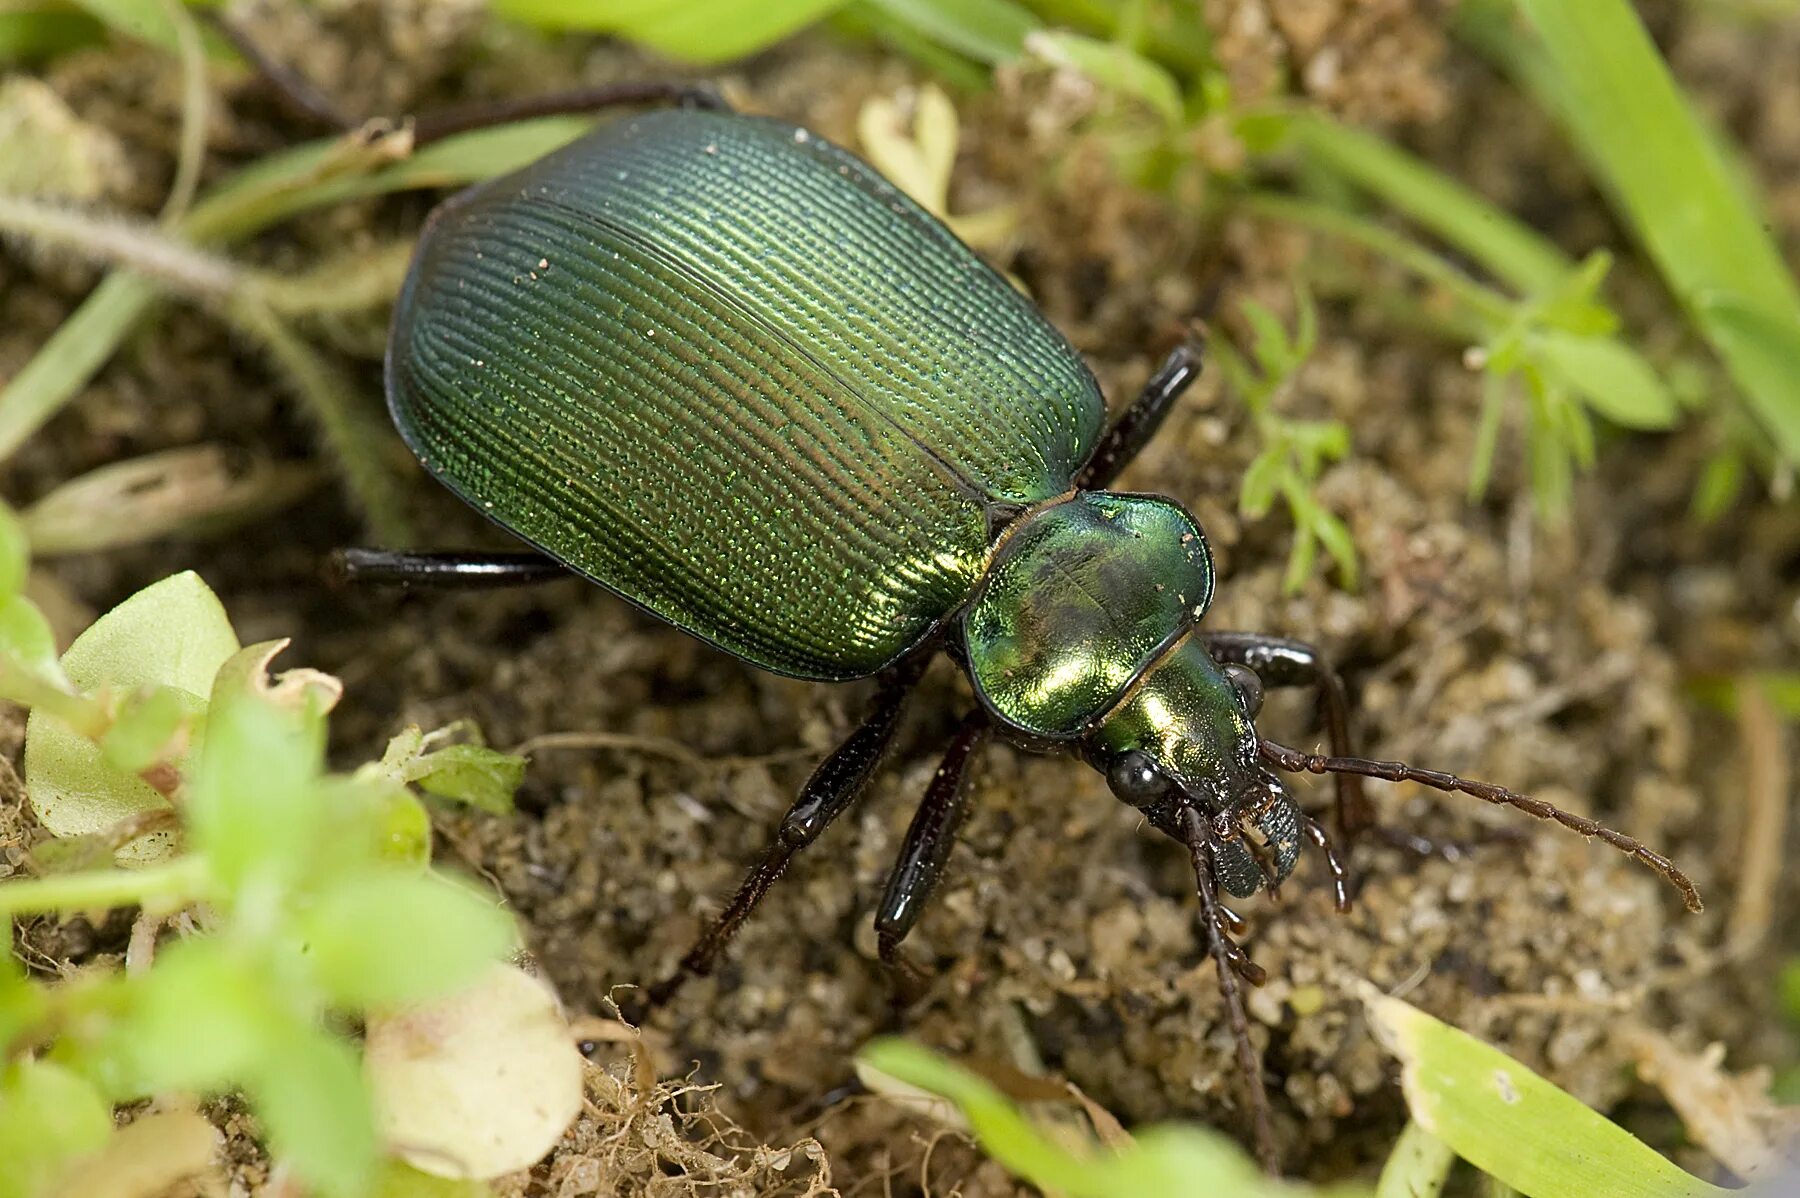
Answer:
[2,2,1797,1194]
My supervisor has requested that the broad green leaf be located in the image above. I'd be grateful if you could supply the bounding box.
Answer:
[0,592,65,687]
[1533,331,1678,430]
[0,1059,113,1198]
[107,938,272,1094]
[251,1020,378,1198]
[862,0,1039,64]
[299,871,515,1008]
[100,686,195,775]
[185,680,320,893]
[25,571,238,862]
[318,776,433,871]
[1025,31,1184,128]
[367,965,582,1181]
[1364,989,1731,1198]
[411,744,526,815]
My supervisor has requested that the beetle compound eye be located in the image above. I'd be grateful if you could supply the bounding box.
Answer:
[1224,664,1263,717]
[1107,750,1171,808]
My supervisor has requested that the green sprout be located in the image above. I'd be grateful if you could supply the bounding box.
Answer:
[0,523,546,1196]
[1215,290,1359,593]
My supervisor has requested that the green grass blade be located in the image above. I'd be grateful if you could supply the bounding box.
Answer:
[1285,113,1572,296]
[860,0,1039,64]
[1364,989,1732,1198]
[493,0,851,61]
[1496,0,1800,460]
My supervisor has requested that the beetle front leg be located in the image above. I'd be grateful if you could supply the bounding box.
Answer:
[1075,335,1205,490]
[1199,632,1372,839]
[643,658,928,1011]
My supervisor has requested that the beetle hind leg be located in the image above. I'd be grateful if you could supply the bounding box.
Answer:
[638,658,927,1015]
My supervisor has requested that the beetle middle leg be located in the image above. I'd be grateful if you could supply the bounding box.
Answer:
[873,712,990,974]
[642,657,929,1011]
[329,547,568,589]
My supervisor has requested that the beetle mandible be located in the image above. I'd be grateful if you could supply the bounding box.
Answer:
[323,83,1703,1170]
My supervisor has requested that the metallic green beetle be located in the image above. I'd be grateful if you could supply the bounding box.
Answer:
[357,95,1699,1169]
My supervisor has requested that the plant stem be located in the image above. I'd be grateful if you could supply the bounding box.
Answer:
[0,195,240,296]
[0,856,208,918]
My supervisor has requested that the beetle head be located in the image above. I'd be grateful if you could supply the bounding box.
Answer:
[1084,637,1300,898]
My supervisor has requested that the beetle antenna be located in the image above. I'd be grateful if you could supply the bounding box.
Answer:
[1184,809,1279,1174]
[1258,739,1703,913]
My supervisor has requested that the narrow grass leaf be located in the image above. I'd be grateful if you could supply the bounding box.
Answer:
[1364,988,1732,1198]
[0,9,105,62]
[1376,1119,1457,1198]
[862,0,1039,64]
[0,117,589,464]
[1504,0,1800,460]
[1025,30,1184,127]
[1286,113,1571,296]
[494,0,848,60]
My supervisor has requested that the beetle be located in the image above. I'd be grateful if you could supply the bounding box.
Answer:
[319,85,1703,1169]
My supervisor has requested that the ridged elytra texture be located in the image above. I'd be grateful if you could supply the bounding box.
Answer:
[388,109,1105,680]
